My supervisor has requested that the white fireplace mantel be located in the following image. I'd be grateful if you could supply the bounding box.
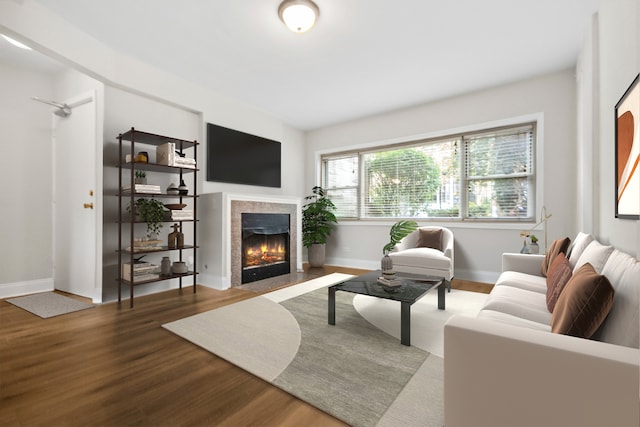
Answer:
[198,192,303,290]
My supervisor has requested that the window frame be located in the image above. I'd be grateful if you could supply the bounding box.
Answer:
[320,118,539,224]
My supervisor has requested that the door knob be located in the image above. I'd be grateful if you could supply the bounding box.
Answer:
[84,202,94,209]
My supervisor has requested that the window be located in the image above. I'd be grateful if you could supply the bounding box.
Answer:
[321,122,536,221]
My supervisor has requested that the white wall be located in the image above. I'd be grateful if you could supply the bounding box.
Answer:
[5,0,633,289]
[101,86,201,302]
[588,0,640,255]
[576,13,599,235]
[0,0,306,301]
[0,61,106,299]
[0,62,54,294]
[306,70,577,282]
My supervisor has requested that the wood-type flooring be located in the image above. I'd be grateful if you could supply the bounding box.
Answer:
[0,265,492,427]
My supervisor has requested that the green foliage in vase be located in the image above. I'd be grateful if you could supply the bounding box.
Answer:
[302,186,338,247]
[127,198,164,238]
[383,220,418,254]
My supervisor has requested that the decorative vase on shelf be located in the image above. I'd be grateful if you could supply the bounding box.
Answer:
[529,242,539,254]
[171,261,188,274]
[166,183,179,195]
[161,256,171,276]
[168,223,180,249]
[178,179,188,195]
[520,239,530,254]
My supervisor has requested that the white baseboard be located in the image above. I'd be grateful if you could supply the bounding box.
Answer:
[0,278,54,300]
[198,272,231,290]
[453,269,499,284]
[325,257,380,271]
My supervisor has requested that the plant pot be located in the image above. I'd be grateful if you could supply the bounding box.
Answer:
[307,243,326,268]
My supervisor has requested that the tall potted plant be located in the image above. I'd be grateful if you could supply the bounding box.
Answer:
[302,186,338,267]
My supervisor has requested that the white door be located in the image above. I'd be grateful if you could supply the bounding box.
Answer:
[52,91,100,301]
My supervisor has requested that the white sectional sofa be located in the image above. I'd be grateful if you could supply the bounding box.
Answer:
[444,233,640,427]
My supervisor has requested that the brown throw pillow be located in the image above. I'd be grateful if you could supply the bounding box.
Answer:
[417,228,442,251]
[551,263,615,338]
[541,237,571,277]
[546,254,572,312]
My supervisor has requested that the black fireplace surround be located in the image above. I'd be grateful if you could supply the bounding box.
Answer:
[241,213,291,284]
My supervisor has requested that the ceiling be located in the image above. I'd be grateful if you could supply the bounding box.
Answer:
[12,0,598,130]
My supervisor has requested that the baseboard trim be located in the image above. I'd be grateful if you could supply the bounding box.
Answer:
[0,278,54,300]
[324,257,379,271]
[453,269,499,284]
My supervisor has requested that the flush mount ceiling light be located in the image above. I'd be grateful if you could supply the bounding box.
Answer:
[1,34,32,50]
[278,0,320,33]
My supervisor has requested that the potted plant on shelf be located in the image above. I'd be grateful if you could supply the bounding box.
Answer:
[134,170,147,185]
[302,186,338,268]
[127,198,165,238]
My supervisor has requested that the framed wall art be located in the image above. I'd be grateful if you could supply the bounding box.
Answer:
[615,73,640,219]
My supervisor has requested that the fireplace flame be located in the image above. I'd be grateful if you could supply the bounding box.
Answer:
[243,237,287,268]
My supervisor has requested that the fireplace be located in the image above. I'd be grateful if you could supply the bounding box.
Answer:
[241,213,291,284]
[199,195,300,289]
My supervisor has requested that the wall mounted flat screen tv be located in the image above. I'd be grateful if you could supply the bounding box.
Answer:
[206,122,281,188]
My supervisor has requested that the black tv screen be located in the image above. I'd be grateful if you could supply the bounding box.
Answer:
[206,123,281,188]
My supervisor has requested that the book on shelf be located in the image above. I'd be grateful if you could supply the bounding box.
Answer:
[122,263,160,281]
[157,142,196,168]
[126,239,163,252]
[122,184,162,194]
[125,273,161,283]
[173,157,196,169]
[168,209,194,220]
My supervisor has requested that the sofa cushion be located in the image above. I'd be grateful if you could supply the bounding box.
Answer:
[416,228,442,251]
[482,286,552,325]
[546,254,572,312]
[541,237,570,277]
[551,263,615,338]
[494,271,547,294]
[573,240,614,274]
[389,248,450,270]
[477,309,551,332]
[567,232,594,268]
[597,250,640,348]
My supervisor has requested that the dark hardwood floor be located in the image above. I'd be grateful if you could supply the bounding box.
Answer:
[0,266,491,427]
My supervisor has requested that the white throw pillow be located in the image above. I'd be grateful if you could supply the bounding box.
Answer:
[597,250,640,348]
[568,232,594,268]
[573,240,614,274]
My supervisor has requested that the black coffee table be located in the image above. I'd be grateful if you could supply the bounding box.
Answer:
[328,270,445,346]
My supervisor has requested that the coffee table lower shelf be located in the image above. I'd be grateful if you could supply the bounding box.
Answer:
[328,270,445,346]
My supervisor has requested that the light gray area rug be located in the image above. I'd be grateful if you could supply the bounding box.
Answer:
[164,273,448,427]
[275,289,432,427]
[7,292,94,318]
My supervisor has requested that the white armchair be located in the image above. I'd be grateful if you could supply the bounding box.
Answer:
[389,226,454,291]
